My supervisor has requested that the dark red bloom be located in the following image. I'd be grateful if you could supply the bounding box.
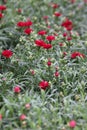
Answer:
[24,28,33,35]
[52,3,59,8]
[54,12,62,17]
[46,35,55,41]
[0,5,6,11]
[38,30,47,36]
[24,20,32,26]
[67,36,72,41]
[70,0,76,3]
[63,52,67,57]
[17,8,22,13]
[35,39,45,47]
[0,12,3,18]
[47,60,51,66]
[2,50,13,58]
[59,43,64,47]
[43,44,52,49]
[17,20,32,27]
[43,16,48,20]
[61,18,73,31]
[71,52,85,59]
[39,80,49,90]
[54,71,60,77]
[63,32,67,37]
[17,21,25,27]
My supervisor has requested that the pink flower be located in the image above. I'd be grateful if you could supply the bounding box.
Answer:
[69,120,76,128]
[43,16,48,20]
[84,0,87,3]
[0,114,2,121]
[17,8,22,13]
[2,50,13,58]
[46,35,55,41]
[14,86,21,93]
[19,114,26,121]
[25,103,31,109]
[39,80,49,90]
[70,0,76,3]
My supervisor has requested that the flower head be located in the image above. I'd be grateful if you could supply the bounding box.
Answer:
[0,114,2,121]
[0,5,6,11]
[2,50,13,58]
[54,12,62,17]
[71,52,85,59]
[38,30,47,36]
[46,35,55,41]
[69,120,76,128]
[14,86,21,93]
[20,114,26,121]
[39,80,49,90]
[24,28,33,35]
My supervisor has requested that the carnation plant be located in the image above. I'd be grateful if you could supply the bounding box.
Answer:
[0,0,87,130]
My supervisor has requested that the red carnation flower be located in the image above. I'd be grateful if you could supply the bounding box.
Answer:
[67,36,72,41]
[24,20,32,27]
[17,21,25,27]
[43,43,52,49]
[39,80,49,90]
[24,28,33,35]
[63,32,67,37]
[52,3,59,8]
[46,35,55,41]
[54,12,62,17]
[70,0,76,3]
[35,39,45,47]
[17,8,22,13]
[0,5,6,11]
[38,30,47,36]
[2,50,13,58]
[71,52,85,59]
[14,86,21,93]
[61,18,73,31]
[54,71,60,77]
[47,60,51,66]
[0,12,4,18]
